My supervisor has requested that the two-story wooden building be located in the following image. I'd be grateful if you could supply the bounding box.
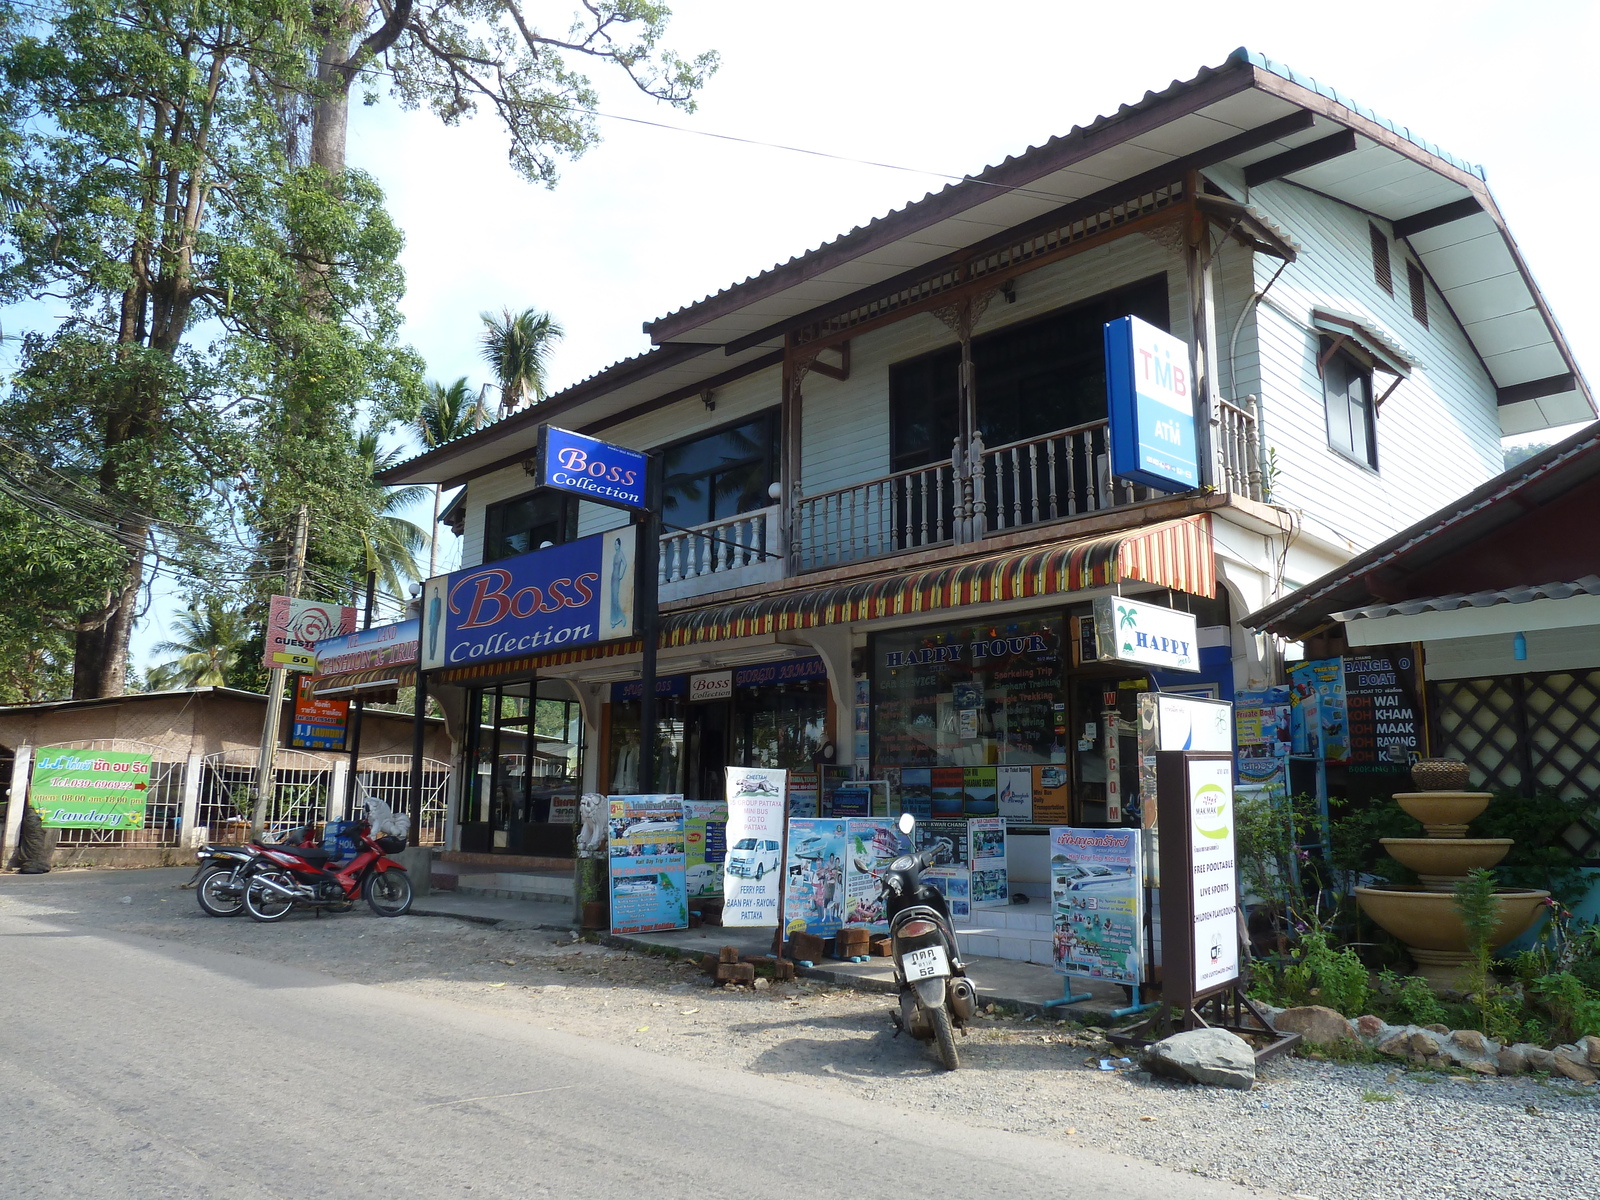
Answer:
[378,49,1592,876]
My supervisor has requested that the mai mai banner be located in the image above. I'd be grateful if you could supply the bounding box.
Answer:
[30,748,152,829]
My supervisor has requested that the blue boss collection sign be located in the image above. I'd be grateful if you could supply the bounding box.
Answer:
[420,526,638,670]
[536,426,649,511]
[1104,315,1200,492]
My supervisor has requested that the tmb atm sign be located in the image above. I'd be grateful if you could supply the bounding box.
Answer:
[533,426,649,511]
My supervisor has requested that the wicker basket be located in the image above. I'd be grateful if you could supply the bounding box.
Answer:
[1409,758,1471,791]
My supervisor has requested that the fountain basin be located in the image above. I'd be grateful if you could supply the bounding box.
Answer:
[1355,886,1549,986]
[1393,791,1492,838]
[1381,838,1513,891]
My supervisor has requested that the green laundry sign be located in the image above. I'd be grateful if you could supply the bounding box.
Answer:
[30,749,151,828]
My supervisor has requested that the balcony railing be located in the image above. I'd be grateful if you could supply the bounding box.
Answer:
[1216,395,1264,503]
[658,505,784,600]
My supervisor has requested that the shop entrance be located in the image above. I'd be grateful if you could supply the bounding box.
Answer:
[684,700,731,804]
[461,679,584,857]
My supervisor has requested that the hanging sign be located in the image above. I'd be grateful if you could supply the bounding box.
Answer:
[533,426,650,511]
[420,526,637,670]
[1092,594,1199,672]
[1104,314,1199,492]
[721,768,786,926]
[30,749,151,829]
[264,596,357,672]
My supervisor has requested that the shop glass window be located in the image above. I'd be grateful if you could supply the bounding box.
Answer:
[461,682,584,856]
[872,614,1066,767]
[734,679,828,771]
[661,412,779,528]
[889,276,1170,472]
[483,490,577,562]
[608,698,687,795]
[1323,341,1377,469]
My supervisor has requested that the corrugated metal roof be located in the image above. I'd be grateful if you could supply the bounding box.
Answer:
[1311,309,1419,376]
[1335,575,1600,622]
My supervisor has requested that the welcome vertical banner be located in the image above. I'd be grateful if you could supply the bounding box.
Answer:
[721,768,786,926]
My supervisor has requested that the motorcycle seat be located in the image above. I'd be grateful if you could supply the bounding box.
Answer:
[273,846,334,865]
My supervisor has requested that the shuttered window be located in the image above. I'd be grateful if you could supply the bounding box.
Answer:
[1407,260,1429,328]
[1323,340,1377,469]
[1370,223,1392,295]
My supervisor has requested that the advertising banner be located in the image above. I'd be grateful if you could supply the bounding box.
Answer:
[534,426,649,511]
[30,748,152,829]
[842,818,910,931]
[720,768,786,926]
[997,765,1032,823]
[1235,686,1291,790]
[1290,658,1349,762]
[607,795,688,935]
[968,816,1008,904]
[264,595,357,672]
[784,818,848,936]
[915,817,969,869]
[1092,595,1199,673]
[683,799,728,899]
[421,526,637,670]
[311,618,418,676]
[1104,313,1199,492]
[1341,647,1423,772]
[1185,758,1239,995]
[1049,826,1143,984]
[1032,764,1071,824]
[924,866,971,921]
[290,675,348,751]
[787,771,819,818]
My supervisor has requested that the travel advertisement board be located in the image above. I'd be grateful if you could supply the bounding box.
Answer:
[1049,826,1143,984]
[607,794,687,935]
[784,818,847,936]
[842,818,910,931]
[683,799,727,899]
[721,768,786,926]
[1235,686,1291,790]
[1290,658,1349,762]
[30,749,152,829]
[421,526,637,670]
[969,816,1008,904]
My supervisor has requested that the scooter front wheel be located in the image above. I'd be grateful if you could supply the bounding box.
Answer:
[929,1005,960,1070]
[365,869,413,917]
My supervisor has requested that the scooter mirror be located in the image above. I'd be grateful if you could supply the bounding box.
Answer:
[897,812,916,835]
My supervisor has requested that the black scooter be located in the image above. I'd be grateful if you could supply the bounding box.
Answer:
[880,813,977,1069]
[184,825,319,918]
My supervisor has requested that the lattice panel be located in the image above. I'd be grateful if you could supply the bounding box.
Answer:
[1432,670,1600,864]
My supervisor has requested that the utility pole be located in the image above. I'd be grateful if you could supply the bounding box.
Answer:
[250,503,309,839]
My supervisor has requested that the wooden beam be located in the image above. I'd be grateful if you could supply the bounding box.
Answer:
[1392,197,1483,239]
[1497,373,1577,407]
[1242,129,1356,187]
[721,111,1316,357]
[580,350,783,435]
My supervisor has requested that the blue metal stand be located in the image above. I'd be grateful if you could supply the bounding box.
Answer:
[1041,976,1093,1009]
[1110,983,1159,1019]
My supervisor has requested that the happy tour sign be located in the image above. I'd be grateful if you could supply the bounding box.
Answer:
[30,748,153,829]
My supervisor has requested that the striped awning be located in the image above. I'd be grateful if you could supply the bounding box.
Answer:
[309,664,417,697]
[438,514,1213,685]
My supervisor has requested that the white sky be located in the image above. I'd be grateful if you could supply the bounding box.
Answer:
[15,0,1600,672]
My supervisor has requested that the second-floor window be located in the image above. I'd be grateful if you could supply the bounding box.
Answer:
[889,274,1169,472]
[662,411,780,528]
[1323,341,1377,470]
[483,490,578,562]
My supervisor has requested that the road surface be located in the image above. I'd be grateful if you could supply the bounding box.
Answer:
[0,901,1271,1200]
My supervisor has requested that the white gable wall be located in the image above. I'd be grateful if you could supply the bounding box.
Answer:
[1246,181,1502,551]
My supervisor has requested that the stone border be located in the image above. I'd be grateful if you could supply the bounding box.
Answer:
[1266,1004,1600,1082]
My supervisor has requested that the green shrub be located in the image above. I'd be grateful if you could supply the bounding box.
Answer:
[1533,972,1600,1042]
[1377,969,1447,1026]
[1253,931,1371,1016]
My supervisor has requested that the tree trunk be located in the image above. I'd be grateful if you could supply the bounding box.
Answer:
[70,527,147,699]
[310,28,352,174]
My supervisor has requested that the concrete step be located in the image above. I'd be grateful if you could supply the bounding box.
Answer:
[450,870,574,904]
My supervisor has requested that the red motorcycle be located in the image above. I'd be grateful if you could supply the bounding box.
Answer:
[241,819,413,922]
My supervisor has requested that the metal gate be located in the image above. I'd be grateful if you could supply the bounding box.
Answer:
[355,755,451,846]
[42,739,186,848]
[1430,668,1600,864]
[196,749,334,844]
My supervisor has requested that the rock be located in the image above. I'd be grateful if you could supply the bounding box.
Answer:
[1552,1054,1599,1084]
[1377,1028,1417,1057]
[1407,1030,1441,1057]
[752,977,770,990]
[1355,1014,1387,1038]
[1452,1029,1488,1053]
[1464,1058,1499,1075]
[1495,1046,1528,1075]
[1582,1035,1600,1066]
[1521,1045,1558,1073]
[1273,1005,1355,1046]
[1424,1023,1450,1034]
[1143,1028,1256,1091]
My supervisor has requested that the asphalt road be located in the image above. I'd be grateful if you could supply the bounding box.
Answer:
[0,902,1275,1200]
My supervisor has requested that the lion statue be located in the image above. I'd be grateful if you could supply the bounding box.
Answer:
[577,792,608,856]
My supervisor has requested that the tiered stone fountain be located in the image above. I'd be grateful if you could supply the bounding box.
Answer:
[1354,759,1549,988]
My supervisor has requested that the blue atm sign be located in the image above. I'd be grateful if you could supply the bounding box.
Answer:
[1104,315,1199,492]
[536,426,649,511]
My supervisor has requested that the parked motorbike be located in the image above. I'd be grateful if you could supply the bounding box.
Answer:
[880,812,976,1069]
[240,819,412,922]
[187,825,320,918]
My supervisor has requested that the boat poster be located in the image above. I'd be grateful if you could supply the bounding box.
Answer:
[607,794,687,935]
[1049,826,1144,984]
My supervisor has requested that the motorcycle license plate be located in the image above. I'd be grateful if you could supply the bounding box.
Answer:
[903,945,949,980]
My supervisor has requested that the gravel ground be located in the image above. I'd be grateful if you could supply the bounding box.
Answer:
[4,866,1598,1200]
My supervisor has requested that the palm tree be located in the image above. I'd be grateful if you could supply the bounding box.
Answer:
[148,600,251,688]
[354,429,432,604]
[415,377,488,577]
[479,306,563,416]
